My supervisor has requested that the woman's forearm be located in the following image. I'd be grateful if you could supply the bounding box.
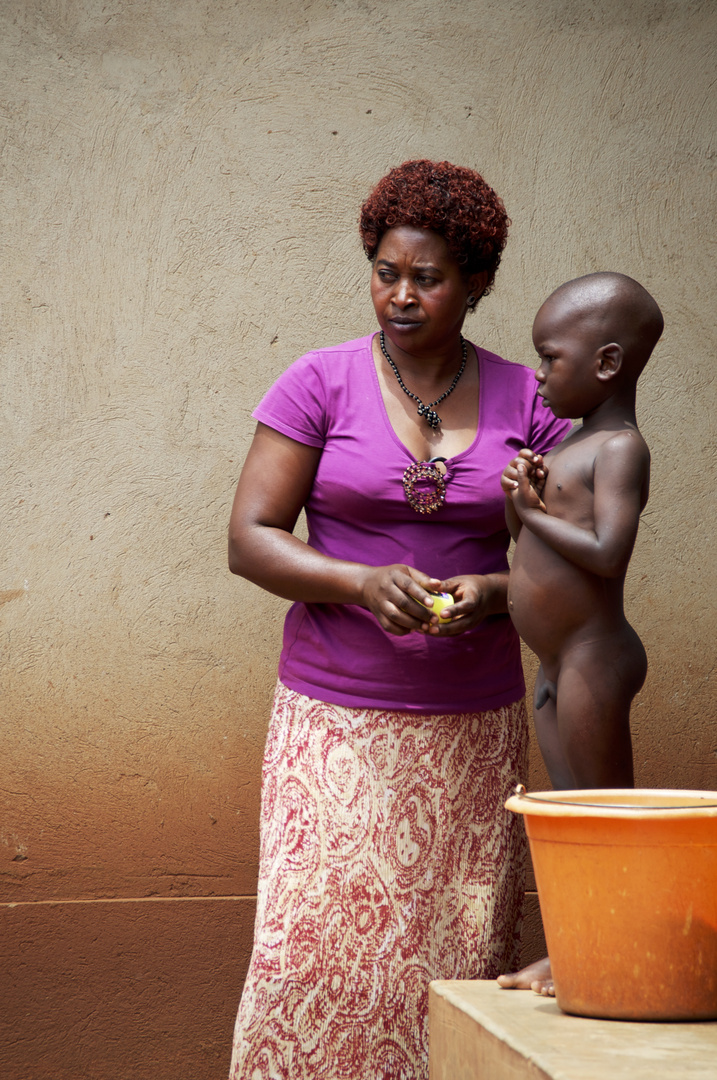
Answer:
[229,523,372,605]
[230,521,448,639]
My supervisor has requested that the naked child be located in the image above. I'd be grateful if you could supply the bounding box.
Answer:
[497,272,663,994]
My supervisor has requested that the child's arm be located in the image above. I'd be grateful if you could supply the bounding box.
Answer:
[504,493,522,542]
[511,433,649,577]
[501,449,547,540]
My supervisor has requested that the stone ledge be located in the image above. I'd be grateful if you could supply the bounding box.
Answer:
[429,979,717,1080]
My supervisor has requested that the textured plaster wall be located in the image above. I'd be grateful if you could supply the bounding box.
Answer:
[0,1,715,1077]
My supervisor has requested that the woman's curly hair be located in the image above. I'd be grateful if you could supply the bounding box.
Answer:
[359,160,509,298]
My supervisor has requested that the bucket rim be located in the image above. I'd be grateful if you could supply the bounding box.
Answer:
[505,786,717,818]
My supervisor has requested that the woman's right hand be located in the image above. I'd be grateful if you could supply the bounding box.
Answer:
[360,564,443,636]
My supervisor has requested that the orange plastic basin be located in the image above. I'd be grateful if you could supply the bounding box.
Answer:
[505,788,717,1021]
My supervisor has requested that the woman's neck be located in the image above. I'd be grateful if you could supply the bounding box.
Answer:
[380,331,467,388]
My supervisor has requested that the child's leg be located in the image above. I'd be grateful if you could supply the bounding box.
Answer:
[556,630,647,789]
[532,666,575,790]
[497,669,566,994]
[498,632,646,993]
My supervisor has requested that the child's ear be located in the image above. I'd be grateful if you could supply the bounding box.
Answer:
[596,342,623,381]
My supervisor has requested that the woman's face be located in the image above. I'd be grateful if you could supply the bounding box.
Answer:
[370,226,486,358]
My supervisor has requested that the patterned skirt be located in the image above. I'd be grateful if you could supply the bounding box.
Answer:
[229,682,528,1080]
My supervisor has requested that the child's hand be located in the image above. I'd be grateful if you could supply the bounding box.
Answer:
[511,460,547,514]
[501,448,547,498]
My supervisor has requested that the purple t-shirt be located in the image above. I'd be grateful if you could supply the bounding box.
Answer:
[253,334,570,712]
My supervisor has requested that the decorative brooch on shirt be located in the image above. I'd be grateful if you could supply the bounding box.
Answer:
[403,457,448,514]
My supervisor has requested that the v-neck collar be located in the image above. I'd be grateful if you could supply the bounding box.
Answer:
[368,332,485,464]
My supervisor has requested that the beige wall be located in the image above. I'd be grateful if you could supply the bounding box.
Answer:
[1,1,715,1076]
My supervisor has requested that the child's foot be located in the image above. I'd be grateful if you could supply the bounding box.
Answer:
[497,956,554,995]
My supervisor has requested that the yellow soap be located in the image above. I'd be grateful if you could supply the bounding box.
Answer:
[422,592,453,619]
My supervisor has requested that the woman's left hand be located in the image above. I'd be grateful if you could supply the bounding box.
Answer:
[423,572,509,636]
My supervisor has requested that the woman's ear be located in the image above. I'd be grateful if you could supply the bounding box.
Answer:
[466,271,489,307]
[596,342,623,381]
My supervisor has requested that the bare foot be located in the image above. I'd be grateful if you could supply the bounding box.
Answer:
[497,956,554,995]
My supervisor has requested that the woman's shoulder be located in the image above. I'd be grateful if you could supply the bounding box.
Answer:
[271,332,374,394]
[266,333,371,393]
[294,333,374,369]
[472,343,542,401]
[474,343,535,380]
[253,334,374,443]
[471,342,571,448]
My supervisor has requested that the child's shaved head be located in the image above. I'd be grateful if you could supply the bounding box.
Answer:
[541,273,663,373]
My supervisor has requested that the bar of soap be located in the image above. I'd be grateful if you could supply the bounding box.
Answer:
[422,592,453,619]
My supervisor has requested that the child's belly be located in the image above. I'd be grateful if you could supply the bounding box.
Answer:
[508,532,621,665]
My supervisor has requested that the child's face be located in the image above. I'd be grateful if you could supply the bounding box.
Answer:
[531,299,605,419]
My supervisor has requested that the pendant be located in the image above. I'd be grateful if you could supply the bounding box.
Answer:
[417,405,441,429]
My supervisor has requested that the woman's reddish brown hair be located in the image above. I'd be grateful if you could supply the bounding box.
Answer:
[359,159,509,297]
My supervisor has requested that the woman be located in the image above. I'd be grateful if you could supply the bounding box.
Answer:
[228,160,570,1080]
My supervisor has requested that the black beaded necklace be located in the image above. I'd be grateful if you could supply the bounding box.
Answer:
[379,331,467,430]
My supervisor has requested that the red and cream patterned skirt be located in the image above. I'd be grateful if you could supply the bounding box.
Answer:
[229,681,528,1080]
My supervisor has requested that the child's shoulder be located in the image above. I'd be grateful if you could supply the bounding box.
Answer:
[591,426,651,481]
[596,425,650,458]
[548,423,649,471]
[560,422,648,453]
